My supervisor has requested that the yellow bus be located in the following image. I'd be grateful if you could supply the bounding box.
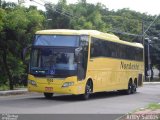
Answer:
[27,29,144,100]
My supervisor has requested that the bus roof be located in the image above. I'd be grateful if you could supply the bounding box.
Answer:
[36,29,143,48]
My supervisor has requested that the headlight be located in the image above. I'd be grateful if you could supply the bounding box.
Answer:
[28,80,37,86]
[62,82,74,87]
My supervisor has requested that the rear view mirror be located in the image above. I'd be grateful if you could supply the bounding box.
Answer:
[75,47,82,56]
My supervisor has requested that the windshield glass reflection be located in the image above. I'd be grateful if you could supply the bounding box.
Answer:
[30,48,77,77]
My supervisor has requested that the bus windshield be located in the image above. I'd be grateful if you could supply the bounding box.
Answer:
[30,47,77,77]
[34,35,79,47]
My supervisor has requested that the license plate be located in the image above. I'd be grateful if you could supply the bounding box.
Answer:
[45,87,53,91]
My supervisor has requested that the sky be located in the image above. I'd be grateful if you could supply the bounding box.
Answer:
[4,0,160,15]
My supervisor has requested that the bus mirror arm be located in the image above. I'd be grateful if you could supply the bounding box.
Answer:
[76,55,81,64]
[75,47,82,56]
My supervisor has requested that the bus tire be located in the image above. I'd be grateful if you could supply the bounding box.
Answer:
[81,80,92,100]
[44,93,53,99]
[126,82,132,94]
[131,83,137,94]
[120,82,132,95]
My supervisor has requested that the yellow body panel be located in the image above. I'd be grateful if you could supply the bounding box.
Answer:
[87,58,144,93]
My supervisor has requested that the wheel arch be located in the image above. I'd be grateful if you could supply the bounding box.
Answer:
[129,78,133,84]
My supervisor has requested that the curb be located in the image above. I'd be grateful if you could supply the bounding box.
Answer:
[0,89,28,96]
[143,82,160,85]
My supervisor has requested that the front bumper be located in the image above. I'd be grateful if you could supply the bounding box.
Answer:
[28,75,85,95]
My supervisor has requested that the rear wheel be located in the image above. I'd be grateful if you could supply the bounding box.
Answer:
[126,82,132,95]
[127,82,132,94]
[131,83,137,94]
[119,82,132,95]
[44,93,53,99]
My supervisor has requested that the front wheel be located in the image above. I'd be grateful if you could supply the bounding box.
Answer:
[81,81,92,100]
[44,93,54,99]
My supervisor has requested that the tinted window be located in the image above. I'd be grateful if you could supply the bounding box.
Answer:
[90,37,143,61]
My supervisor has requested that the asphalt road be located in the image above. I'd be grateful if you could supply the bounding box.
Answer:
[0,84,160,114]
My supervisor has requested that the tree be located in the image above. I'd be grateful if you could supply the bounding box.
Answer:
[0,8,6,86]
[0,3,44,90]
[45,0,71,29]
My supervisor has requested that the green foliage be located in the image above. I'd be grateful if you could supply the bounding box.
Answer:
[7,53,25,77]
[45,1,149,40]
[0,3,45,89]
[147,103,160,110]
[0,75,7,86]
[5,8,28,30]
[0,8,5,31]
[0,84,9,91]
